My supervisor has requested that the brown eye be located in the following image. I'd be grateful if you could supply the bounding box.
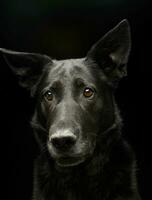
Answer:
[44,90,53,101]
[83,87,94,98]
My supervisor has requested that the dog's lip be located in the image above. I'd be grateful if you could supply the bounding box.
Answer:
[56,156,85,167]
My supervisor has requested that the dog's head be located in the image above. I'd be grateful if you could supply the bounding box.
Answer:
[1,20,131,167]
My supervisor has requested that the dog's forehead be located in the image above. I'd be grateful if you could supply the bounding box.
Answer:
[47,58,93,81]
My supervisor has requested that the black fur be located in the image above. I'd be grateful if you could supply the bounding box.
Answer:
[1,19,141,200]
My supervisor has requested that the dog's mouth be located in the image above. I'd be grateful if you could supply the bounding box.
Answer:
[55,156,85,167]
[47,138,95,168]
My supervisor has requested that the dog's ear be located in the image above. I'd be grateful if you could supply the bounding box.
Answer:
[0,48,52,91]
[87,19,131,82]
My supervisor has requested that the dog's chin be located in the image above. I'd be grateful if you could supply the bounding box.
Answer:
[55,156,85,168]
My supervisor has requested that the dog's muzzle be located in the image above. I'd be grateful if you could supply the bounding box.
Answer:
[47,129,86,167]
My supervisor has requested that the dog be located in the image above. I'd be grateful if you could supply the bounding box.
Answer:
[1,19,141,200]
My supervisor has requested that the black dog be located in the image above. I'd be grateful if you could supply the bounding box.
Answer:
[1,19,141,200]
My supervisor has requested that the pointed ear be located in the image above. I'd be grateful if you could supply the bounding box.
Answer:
[0,48,52,92]
[87,19,131,82]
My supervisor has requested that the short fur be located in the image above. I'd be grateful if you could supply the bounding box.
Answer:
[1,19,141,200]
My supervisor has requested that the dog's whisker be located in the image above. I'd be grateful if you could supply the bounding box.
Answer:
[31,121,48,135]
[41,144,47,153]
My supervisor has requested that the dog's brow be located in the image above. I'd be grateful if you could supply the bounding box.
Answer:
[73,65,83,72]
[50,80,62,89]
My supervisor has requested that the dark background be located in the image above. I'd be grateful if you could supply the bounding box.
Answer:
[0,0,151,199]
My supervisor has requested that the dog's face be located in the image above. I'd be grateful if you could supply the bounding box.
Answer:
[0,19,131,167]
[36,58,111,167]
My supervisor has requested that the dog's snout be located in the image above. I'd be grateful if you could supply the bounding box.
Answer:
[50,130,77,151]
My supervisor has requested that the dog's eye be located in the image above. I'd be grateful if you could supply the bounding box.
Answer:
[44,90,53,101]
[83,87,94,98]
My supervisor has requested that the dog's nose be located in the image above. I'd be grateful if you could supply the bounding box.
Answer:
[50,131,77,151]
[51,136,76,150]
